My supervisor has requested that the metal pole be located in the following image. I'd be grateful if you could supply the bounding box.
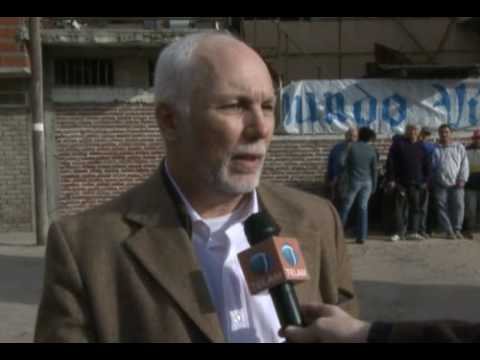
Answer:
[29,17,48,246]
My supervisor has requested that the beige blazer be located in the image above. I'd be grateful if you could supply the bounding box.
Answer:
[35,167,358,342]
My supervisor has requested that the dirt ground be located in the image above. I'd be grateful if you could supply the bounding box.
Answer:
[349,235,480,323]
[1,232,480,342]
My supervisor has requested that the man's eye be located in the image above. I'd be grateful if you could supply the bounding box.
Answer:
[221,103,243,110]
[262,104,275,113]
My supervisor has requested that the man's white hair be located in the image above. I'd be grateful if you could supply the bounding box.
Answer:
[153,30,238,116]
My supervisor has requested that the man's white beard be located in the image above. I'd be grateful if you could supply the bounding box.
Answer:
[207,156,264,195]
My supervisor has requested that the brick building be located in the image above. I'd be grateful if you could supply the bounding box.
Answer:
[1,17,480,237]
[0,17,32,232]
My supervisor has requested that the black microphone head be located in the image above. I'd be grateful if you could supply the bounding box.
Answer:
[244,212,280,245]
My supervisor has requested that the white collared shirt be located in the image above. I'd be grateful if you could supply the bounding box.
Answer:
[164,163,282,343]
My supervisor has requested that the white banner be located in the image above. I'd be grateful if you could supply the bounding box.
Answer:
[281,79,480,134]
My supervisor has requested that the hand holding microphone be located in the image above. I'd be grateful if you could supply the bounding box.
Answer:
[281,304,371,343]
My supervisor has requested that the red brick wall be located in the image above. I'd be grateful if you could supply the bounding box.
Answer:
[54,102,474,218]
[0,109,33,232]
[0,18,32,232]
[54,103,400,217]
[55,103,163,217]
[264,138,336,193]
[0,17,29,71]
[263,137,393,194]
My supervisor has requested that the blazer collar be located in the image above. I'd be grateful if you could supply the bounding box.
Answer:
[123,163,224,342]
[122,167,307,343]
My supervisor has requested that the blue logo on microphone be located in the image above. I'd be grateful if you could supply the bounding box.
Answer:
[249,252,273,274]
[281,244,298,266]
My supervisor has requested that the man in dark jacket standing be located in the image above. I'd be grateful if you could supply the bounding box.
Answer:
[386,124,431,241]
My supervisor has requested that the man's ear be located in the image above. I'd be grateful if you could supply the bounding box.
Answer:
[156,103,178,141]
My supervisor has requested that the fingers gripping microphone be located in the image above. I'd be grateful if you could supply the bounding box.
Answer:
[238,213,309,328]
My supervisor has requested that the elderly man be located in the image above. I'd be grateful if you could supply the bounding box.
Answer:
[326,127,358,209]
[386,124,431,242]
[35,32,357,343]
[432,124,469,240]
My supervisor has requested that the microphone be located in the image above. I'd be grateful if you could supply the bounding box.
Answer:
[238,212,309,328]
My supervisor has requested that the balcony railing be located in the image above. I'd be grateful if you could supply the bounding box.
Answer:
[41,17,229,31]
[36,17,234,47]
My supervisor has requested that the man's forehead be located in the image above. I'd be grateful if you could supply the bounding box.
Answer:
[207,89,276,105]
[220,80,275,96]
[196,37,269,73]
[194,50,274,97]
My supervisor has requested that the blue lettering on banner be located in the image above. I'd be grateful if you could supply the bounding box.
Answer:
[354,96,377,127]
[282,93,304,126]
[468,88,480,126]
[306,92,320,124]
[455,84,467,128]
[295,95,303,125]
[325,92,347,125]
[432,83,480,128]
[382,94,406,127]
[282,92,291,125]
[433,84,451,125]
[281,80,480,134]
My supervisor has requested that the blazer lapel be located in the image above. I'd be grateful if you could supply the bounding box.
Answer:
[123,169,224,343]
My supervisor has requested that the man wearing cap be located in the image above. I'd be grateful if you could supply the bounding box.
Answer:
[464,129,480,239]
[431,125,469,240]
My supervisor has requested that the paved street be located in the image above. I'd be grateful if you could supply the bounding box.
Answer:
[1,232,480,342]
[0,233,44,343]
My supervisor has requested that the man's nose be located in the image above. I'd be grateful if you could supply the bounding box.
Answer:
[244,106,272,140]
